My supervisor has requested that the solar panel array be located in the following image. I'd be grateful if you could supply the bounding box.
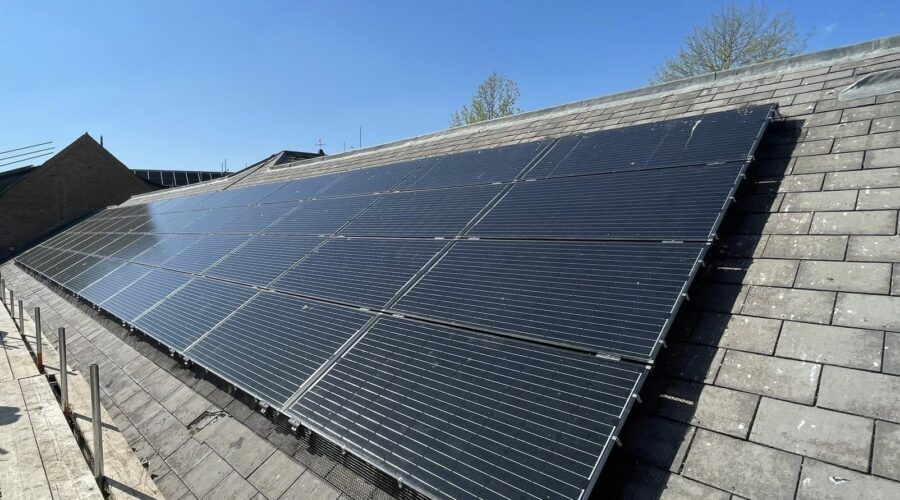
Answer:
[15,104,774,500]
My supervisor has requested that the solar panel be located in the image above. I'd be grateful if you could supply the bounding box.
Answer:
[215,202,296,233]
[160,235,250,274]
[272,238,446,308]
[528,105,773,179]
[184,292,372,405]
[134,278,257,352]
[267,195,377,235]
[108,234,167,261]
[316,159,427,198]
[65,258,123,293]
[53,255,98,284]
[132,234,203,266]
[205,235,323,287]
[95,233,143,257]
[102,268,192,323]
[468,162,746,241]
[181,206,248,232]
[81,263,154,305]
[396,140,551,190]
[393,240,705,360]
[261,174,343,204]
[340,184,504,237]
[292,316,645,500]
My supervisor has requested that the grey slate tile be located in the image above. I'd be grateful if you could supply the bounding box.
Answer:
[809,210,898,235]
[750,397,873,471]
[683,429,801,500]
[823,167,900,190]
[817,366,900,422]
[885,332,900,376]
[742,286,836,324]
[184,451,234,498]
[166,438,213,477]
[621,462,731,500]
[280,471,341,500]
[847,235,900,261]
[762,235,848,260]
[775,322,884,371]
[248,450,306,500]
[202,470,258,500]
[873,420,900,481]
[794,261,893,294]
[833,292,900,331]
[642,377,758,438]
[716,351,821,404]
[797,459,900,500]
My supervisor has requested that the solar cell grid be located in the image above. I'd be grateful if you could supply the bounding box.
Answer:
[94,233,143,257]
[272,238,446,308]
[160,235,249,274]
[108,234,166,261]
[528,104,773,179]
[134,278,257,352]
[205,234,323,287]
[394,240,705,360]
[101,268,192,322]
[65,258,123,292]
[80,263,153,305]
[395,140,551,190]
[215,202,296,233]
[293,317,645,500]
[469,162,746,241]
[315,159,427,198]
[339,184,503,237]
[184,292,373,405]
[267,195,377,235]
[261,174,343,204]
[54,255,100,285]
[131,234,203,266]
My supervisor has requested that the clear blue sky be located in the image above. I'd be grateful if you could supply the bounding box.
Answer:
[1,1,896,172]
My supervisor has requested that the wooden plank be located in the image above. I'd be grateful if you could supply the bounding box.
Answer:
[0,370,53,500]
[19,376,104,500]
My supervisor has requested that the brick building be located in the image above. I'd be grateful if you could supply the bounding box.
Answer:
[0,133,157,260]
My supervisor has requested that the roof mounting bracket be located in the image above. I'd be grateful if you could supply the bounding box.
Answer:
[595,352,621,362]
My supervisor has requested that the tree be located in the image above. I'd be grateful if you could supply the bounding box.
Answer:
[450,72,521,127]
[652,2,806,83]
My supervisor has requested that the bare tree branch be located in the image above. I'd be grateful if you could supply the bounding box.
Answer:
[451,72,522,127]
[652,2,807,83]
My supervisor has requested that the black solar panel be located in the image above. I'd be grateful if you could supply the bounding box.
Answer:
[65,258,123,293]
[340,185,503,237]
[95,234,143,257]
[102,268,192,323]
[396,140,551,190]
[394,240,705,360]
[54,255,98,284]
[292,317,645,500]
[205,235,323,287]
[81,263,154,305]
[316,159,427,198]
[528,105,773,179]
[261,174,343,204]
[215,202,296,233]
[132,234,203,266]
[267,195,377,235]
[108,234,167,261]
[134,278,257,352]
[272,238,446,308]
[468,162,746,241]
[161,235,249,274]
[185,292,372,405]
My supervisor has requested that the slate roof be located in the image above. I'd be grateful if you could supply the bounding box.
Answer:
[4,34,900,499]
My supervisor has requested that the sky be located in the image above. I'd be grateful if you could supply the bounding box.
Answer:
[0,1,896,172]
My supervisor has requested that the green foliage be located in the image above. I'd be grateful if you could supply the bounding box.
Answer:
[653,2,807,83]
[450,72,521,127]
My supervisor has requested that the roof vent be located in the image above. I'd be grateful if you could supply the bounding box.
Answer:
[838,68,900,101]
